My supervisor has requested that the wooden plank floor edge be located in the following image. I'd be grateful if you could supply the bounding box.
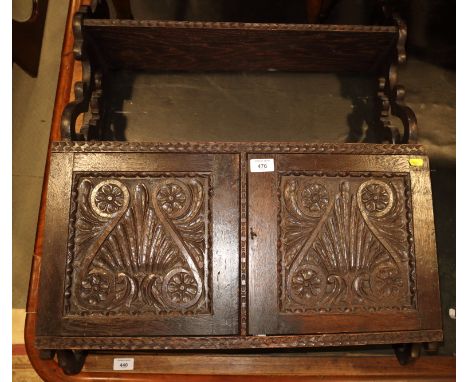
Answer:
[23,0,455,380]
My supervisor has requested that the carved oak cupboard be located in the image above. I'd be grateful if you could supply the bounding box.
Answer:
[32,0,444,376]
[36,142,442,374]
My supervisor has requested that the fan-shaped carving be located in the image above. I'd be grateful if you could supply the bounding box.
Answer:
[66,174,211,316]
[279,173,415,313]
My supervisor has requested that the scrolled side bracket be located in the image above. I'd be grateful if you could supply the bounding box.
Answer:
[387,14,418,144]
[60,1,109,141]
[375,2,418,144]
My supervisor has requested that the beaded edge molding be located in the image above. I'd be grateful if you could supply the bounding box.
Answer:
[36,329,442,350]
[51,141,426,155]
[84,19,397,33]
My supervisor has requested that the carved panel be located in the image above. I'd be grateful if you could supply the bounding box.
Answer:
[65,173,212,316]
[279,172,416,313]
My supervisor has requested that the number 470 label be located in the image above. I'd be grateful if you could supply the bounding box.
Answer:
[250,158,275,173]
[113,358,134,371]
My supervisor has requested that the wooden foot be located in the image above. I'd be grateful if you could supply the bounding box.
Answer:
[38,349,55,360]
[393,343,421,365]
[57,350,87,375]
[425,341,440,354]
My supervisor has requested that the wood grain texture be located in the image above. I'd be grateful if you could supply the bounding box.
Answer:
[80,354,455,378]
[37,152,239,337]
[35,142,441,352]
[409,160,443,329]
[17,330,457,381]
[36,152,74,335]
[83,19,397,72]
[248,152,441,335]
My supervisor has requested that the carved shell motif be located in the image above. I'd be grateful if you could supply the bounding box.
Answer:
[68,176,210,315]
[280,175,414,313]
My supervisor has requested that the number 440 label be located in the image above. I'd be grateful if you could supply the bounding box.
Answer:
[113,358,134,371]
[250,158,275,173]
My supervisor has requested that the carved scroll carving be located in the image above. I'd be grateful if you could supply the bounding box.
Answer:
[65,173,212,316]
[61,2,109,141]
[279,172,416,313]
[375,1,418,144]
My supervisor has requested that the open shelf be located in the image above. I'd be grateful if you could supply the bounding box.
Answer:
[62,2,416,144]
[84,19,398,72]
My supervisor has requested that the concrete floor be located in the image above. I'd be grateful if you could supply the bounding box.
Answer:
[13,0,455,355]
[13,0,69,310]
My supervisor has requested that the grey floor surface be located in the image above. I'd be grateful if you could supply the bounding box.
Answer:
[13,0,455,355]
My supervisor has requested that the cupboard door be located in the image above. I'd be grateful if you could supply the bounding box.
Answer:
[248,153,441,335]
[37,152,239,337]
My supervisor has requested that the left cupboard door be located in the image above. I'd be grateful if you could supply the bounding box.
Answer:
[37,151,240,338]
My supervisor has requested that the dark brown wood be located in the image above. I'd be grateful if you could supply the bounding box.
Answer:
[36,329,442,350]
[13,0,49,77]
[57,350,87,375]
[38,349,55,360]
[61,1,110,140]
[82,19,397,73]
[35,141,442,355]
[248,152,441,335]
[372,4,418,144]
[393,343,421,366]
[26,1,446,378]
[59,4,417,146]
[112,0,133,19]
[49,141,427,155]
[37,152,240,337]
[306,0,324,23]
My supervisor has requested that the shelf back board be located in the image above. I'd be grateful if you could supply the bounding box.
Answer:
[83,20,398,72]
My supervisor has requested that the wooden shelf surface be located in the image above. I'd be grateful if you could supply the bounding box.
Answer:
[84,19,397,72]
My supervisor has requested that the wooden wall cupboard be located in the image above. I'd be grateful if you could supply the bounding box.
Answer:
[35,142,442,374]
[31,0,444,377]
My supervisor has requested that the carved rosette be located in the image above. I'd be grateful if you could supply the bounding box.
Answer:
[156,182,188,216]
[90,180,129,217]
[299,182,329,217]
[279,173,415,313]
[163,268,201,309]
[359,180,393,217]
[66,174,211,316]
[290,265,326,305]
